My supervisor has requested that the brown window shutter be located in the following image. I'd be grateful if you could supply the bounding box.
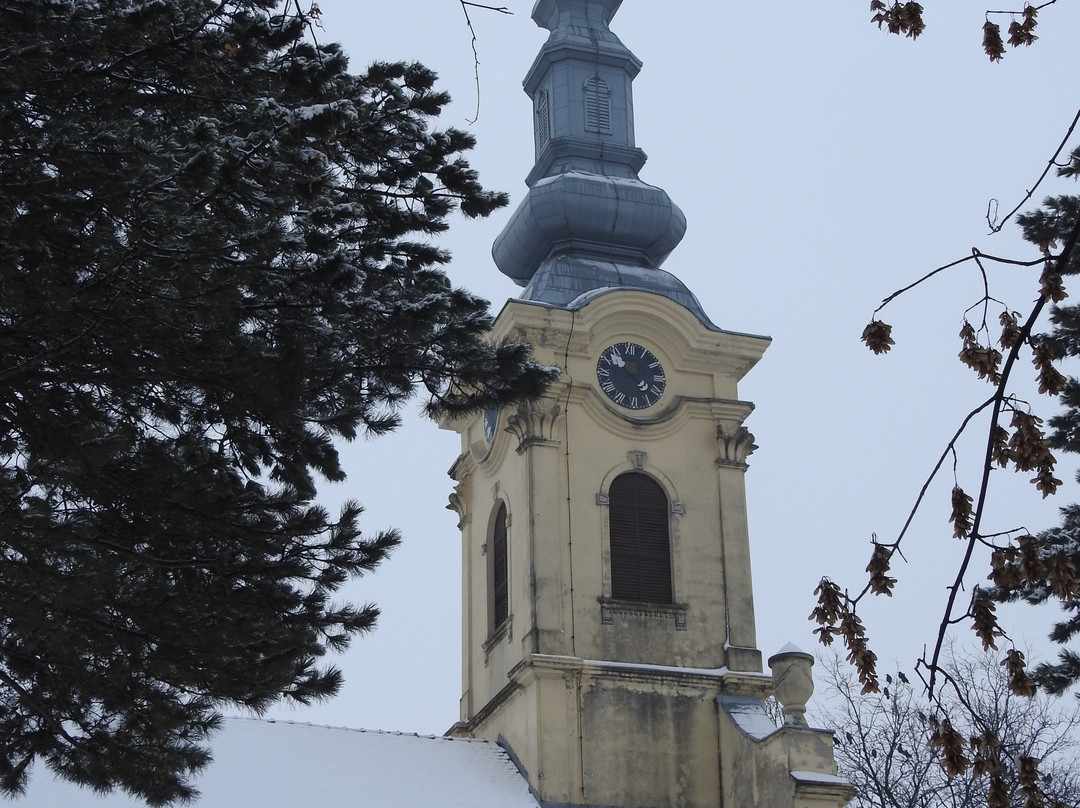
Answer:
[492,503,509,627]
[608,473,672,603]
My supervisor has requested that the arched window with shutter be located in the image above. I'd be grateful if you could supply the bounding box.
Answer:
[535,90,550,150]
[608,472,672,603]
[583,76,612,134]
[490,502,509,630]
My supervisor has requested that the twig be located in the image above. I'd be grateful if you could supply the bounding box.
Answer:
[987,104,1080,232]
[458,1,512,125]
[985,0,1058,15]
[875,251,1044,315]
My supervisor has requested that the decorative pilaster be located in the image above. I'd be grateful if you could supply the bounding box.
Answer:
[506,399,563,454]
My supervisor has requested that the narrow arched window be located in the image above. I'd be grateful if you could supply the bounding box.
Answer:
[535,90,550,150]
[491,502,509,629]
[608,472,672,603]
[584,76,612,134]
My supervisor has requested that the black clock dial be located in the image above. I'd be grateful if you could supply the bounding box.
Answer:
[596,342,666,410]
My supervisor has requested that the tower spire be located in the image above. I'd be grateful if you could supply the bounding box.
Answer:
[493,0,712,324]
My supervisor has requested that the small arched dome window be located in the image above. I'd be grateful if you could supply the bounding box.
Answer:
[608,472,672,603]
[583,76,612,134]
[490,502,509,630]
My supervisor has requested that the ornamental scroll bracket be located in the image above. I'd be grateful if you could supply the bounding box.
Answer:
[716,423,757,469]
[506,400,562,454]
[446,484,468,529]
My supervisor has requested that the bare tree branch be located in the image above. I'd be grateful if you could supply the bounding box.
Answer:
[458,0,513,124]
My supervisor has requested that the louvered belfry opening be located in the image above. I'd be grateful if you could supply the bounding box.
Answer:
[583,76,612,134]
[491,502,509,629]
[535,90,550,150]
[608,472,673,603]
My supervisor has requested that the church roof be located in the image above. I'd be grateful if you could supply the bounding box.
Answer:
[17,718,543,808]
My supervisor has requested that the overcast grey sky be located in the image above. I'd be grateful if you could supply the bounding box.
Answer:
[264,2,1080,735]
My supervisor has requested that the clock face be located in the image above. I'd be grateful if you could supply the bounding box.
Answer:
[483,405,500,444]
[596,342,666,410]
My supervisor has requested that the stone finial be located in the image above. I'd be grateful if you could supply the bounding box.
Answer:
[768,644,815,726]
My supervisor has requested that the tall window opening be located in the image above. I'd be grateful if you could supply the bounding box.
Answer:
[608,472,672,603]
[535,90,550,150]
[491,502,509,630]
[584,76,612,134]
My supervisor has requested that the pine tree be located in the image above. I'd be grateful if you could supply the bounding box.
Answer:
[0,1,552,803]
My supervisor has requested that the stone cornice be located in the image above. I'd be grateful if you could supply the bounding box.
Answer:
[447,451,476,483]
[508,653,774,698]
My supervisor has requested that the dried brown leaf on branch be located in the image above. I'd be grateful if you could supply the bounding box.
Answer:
[840,609,880,694]
[1018,534,1047,582]
[870,3,1049,63]
[1018,755,1045,808]
[1048,552,1078,600]
[1039,261,1067,302]
[958,320,1002,383]
[810,581,879,692]
[1004,400,1062,498]
[861,319,895,354]
[1003,648,1036,696]
[970,728,1002,777]
[929,715,970,776]
[1007,5,1040,47]
[991,424,1011,468]
[1007,410,1054,473]
[988,546,1022,588]
[1034,465,1063,497]
[811,578,845,623]
[983,20,1006,61]
[810,578,845,646]
[1032,339,1066,395]
[870,1,926,38]
[999,309,1022,349]
[866,544,898,596]
[989,775,1011,808]
[950,485,974,538]
[970,588,1003,650]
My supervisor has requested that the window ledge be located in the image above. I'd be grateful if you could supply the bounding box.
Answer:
[482,617,512,664]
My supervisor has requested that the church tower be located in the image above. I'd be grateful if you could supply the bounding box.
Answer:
[444,3,852,807]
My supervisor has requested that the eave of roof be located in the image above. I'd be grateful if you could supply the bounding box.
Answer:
[17,718,542,808]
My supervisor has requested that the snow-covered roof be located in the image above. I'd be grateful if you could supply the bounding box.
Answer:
[15,718,543,808]
[718,694,781,741]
